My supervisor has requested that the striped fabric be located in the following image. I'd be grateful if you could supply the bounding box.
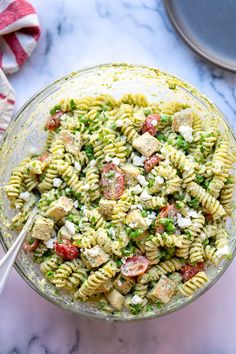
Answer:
[0,0,40,141]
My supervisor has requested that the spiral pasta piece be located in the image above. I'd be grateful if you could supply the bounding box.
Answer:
[75,260,118,300]
[179,272,209,296]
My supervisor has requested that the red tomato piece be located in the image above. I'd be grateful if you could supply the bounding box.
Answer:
[101,163,125,200]
[54,240,79,260]
[144,154,161,172]
[23,238,39,252]
[180,262,204,282]
[142,114,161,136]
[45,111,63,131]
[121,255,149,277]
[159,204,178,218]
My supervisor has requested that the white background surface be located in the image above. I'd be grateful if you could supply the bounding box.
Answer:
[1,1,236,353]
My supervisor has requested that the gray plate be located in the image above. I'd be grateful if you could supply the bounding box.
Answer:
[164,0,236,72]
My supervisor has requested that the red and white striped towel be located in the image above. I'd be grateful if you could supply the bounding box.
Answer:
[0,0,40,141]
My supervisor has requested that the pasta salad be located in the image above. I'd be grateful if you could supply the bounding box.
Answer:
[5,93,235,315]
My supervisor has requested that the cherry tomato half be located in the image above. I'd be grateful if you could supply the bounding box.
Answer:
[23,238,39,252]
[101,163,125,200]
[144,154,161,172]
[121,255,149,277]
[54,240,79,260]
[45,111,63,131]
[142,114,161,136]
[180,262,204,282]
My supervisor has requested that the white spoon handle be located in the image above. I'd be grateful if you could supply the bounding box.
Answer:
[0,208,37,295]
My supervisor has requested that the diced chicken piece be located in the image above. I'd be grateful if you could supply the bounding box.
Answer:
[97,279,113,293]
[132,132,161,157]
[60,130,81,156]
[114,275,135,295]
[120,163,140,185]
[105,289,125,310]
[99,198,116,218]
[126,210,148,230]
[172,111,193,132]
[46,196,73,221]
[148,275,176,304]
[31,216,54,241]
[58,225,72,240]
[27,160,45,174]
[82,245,109,268]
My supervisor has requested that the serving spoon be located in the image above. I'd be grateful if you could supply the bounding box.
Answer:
[0,207,38,295]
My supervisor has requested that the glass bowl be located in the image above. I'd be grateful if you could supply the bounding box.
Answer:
[0,63,235,322]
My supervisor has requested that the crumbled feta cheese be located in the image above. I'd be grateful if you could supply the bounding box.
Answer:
[179,125,193,143]
[19,191,30,201]
[132,184,142,194]
[74,161,81,171]
[137,175,148,187]
[116,119,123,127]
[200,232,207,241]
[111,157,120,166]
[83,184,90,191]
[177,214,191,228]
[145,211,156,226]
[60,113,67,121]
[120,135,127,142]
[132,155,146,167]
[129,222,138,229]
[89,159,96,167]
[45,237,57,249]
[140,190,152,201]
[216,245,230,258]
[53,178,63,188]
[151,120,158,126]
[155,176,164,184]
[73,200,79,209]
[65,220,76,235]
[137,204,144,210]
[187,210,199,218]
[131,295,143,305]
[105,156,112,162]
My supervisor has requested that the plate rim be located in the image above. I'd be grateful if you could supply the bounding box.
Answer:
[164,0,236,72]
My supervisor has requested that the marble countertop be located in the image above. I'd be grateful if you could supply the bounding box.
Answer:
[1,0,236,353]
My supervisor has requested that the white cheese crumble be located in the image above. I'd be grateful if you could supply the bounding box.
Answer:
[131,295,143,305]
[73,200,79,209]
[132,184,142,195]
[155,176,164,184]
[145,211,156,226]
[53,178,63,188]
[129,222,138,229]
[19,191,30,201]
[151,119,158,126]
[177,214,191,228]
[200,232,207,241]
[45,237,57,249]
[111,157,120,166]
[187,210,199,218]
[89,159,96,167]
[132,155,146,167]
[83,184,90,191]
[179,125,193,143]
[107,227,116,239]
[216,245,230,258]
[137,175,148,187]
[105,156,112,162]
[74,161,81,171]
[140,190,152,201]
[116,119,123,127]
[65,220,76,235]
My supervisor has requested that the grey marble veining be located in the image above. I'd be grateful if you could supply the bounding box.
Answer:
[1,0,236,353]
